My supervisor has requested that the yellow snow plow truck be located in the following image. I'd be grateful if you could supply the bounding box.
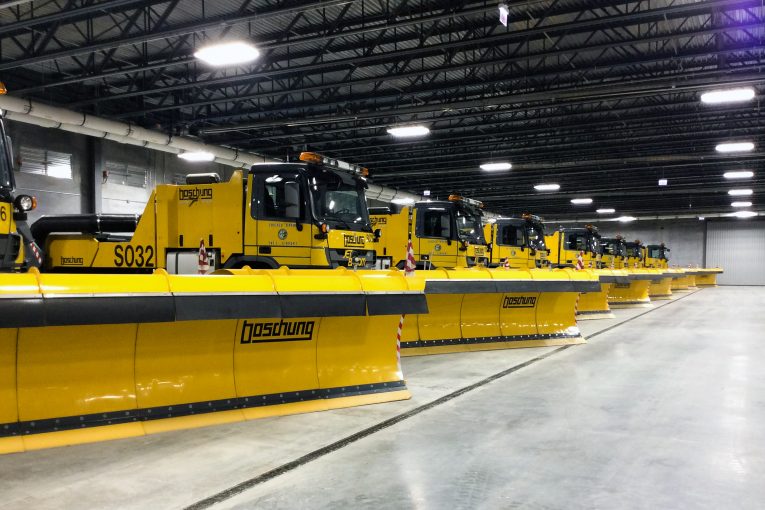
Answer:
[34,152,379,272]
[369,194,486,269]
[483,214,549,268]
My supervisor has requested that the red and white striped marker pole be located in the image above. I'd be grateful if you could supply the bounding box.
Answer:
[576,250,585,270]
[198,239,210,275]
[29,242,43,267]
[396,236,417,375]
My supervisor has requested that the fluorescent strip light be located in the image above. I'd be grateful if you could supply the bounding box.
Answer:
[391,198,415,205]
[534,183,560,191]
[178,151,215,162]
[570,198,593,205]
[698,216,705,221]
[723,171,754,179]
[728,189,753,196]
[617,216,637,222]
[480,162,512,171]
[731,201,752,207]
[194,41,260,66]
[387,125,430,137]
[732,211,758,218]
[596,208,615,214]
[701,87,755,104]
[716,142,754,153]
[658,179,668,186]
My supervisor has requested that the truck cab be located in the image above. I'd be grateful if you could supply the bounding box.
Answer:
[624,240,645,269]
[601,236,627,269]
[0,98,37,271]
[546,224,603,268]
[36,152,378,272]
[644,243,670,269]
[484,214,548,268]
[370,195,486,269]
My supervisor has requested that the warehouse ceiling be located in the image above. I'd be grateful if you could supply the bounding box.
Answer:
[0,0,763,219]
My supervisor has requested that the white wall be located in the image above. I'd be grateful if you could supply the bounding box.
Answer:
[5,120,231,221]
[597,219,705,267]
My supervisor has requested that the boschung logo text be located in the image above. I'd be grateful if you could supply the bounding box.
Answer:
[240,319,316,343]
[179,188,213,202]
[502,296,537,308]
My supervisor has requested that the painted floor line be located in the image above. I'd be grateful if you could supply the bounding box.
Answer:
[186,288,702,510]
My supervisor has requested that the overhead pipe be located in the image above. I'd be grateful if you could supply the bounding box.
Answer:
[0,96,466,212]
[0,96,277,167]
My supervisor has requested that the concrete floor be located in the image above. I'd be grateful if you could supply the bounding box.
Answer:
[2,287,763,509]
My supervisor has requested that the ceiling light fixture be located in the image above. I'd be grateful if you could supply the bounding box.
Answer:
[723,171,754,179]
[194,41,260,66]
[391,197,415,205]
[534,183,560,192]
[732,210,758,218]
[617,216,637,222]
[731,201,753,207]
[570,198,593,205]
[700,87,755,104]
[387,125,430,138]
[698,216,705,221]
[596,208,615,214]
[716,142,755,153]
[480,162,512,171]
[178,151,215,162]
[728,189,753,196]
[658,179,668,186]
[498,3,509,26]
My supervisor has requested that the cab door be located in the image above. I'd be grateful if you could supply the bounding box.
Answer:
[249,171,312,267]
[414,205,458,268]
[497,223,529,268]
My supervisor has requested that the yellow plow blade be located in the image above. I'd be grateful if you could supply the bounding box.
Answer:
[0,267,424,454]
[669,269,694,291]
[607,269,661,308]
[575,269,616,320]
[400,267,598,356]
[694,268,723,286]
[648,274,674,300]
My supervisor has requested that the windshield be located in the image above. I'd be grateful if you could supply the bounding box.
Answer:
[604,240,626,257]
[309,171,371,232]
[625,245,643,259]
[526,224,546,251]
[455,205,485,244]
[649,246,668,261]
[0,120,12,190]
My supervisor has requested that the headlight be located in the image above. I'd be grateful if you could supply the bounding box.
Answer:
[14,194,37,212]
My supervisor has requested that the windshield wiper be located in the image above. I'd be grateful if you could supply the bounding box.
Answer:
[326,216,353,230]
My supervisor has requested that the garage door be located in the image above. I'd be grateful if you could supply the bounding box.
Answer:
[706,221,765,285]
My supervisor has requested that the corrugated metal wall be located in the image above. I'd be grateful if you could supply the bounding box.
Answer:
[706,221,765,286]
